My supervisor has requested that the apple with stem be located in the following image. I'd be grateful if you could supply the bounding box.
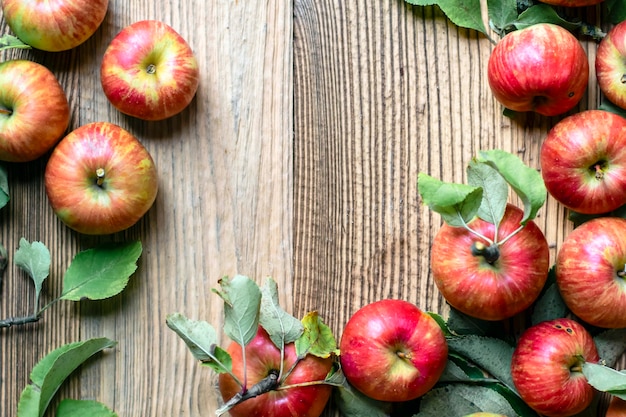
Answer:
[540,110,626,215]
[1,0,108,51]
[0,59,70,162]
[339,299,448,402]
[511,318,599,417]
[596,20,626,110]
[44,122,158,235]
[100,20,200,121]
[487,23,589,116]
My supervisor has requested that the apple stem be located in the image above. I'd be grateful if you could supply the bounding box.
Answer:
[471,241,500,264]
[216,371,280,416]
[0,107,12,116]
[96,168,106,187]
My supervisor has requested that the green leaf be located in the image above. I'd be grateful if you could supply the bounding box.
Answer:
[513,4,580,32]
[212,275,262,347]
[467,159,508,226]
[332,369,393,417]
[447,335,516,392]
[14,239,50,306]
[428,312,453,337]
[165,313,232,374]
[583,362,626,399]
[295,311,338,358]
[594,328,626,368]
[259,277,304,349]
[405,0,487,35]
[530,268,568,326]
[56,399,117,417]
[0,163,9,209]
[17,338,116,417]
[487,0,518,34]
[418,172,483,227]
[599,98,626,119]
[606,0,626,24]
[476,149,546,225]
[0,34,31,51]
[446,307,505,337]
[60,241,142,301]
[413,384,518,417]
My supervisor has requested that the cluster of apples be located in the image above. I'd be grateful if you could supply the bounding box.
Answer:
[0,0,199,235]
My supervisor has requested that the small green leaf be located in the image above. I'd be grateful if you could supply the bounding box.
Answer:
[583,362,626,399]
[476,149,546,225]
[513,4,580,32]
[0,163,9,209]
[212,275,261,347]
[487,0,518,34]
[165,313,232,374]
[467,160,508,226]
[405,0,487,35]
[295,311,338,358]
[0,33,31,51]
[14,239,50,307]
[259,277,304,349]
[17,338,116,417]
[56,399,117,417]
[418,172,483,227]
[60,241,142,301]
[594,328,626,368]
[332,369,393,417]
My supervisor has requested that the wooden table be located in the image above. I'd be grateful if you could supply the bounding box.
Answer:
[0,1,607,416]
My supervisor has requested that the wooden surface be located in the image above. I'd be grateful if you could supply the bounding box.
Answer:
[0,0,607,416]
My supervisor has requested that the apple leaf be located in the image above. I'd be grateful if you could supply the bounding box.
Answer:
[445,307,505,338]
[446,334,516,392]
[404,0,486,35]
[0,163,9,210]
[14,239,50,308]
[56,399,117,417]
[476,149,546,225]
[486,0,518,35]
[593,328,626,368]
[412,384,519,417]
[512,4,581,32]
[212,275,262,347]
[259,277,304,350]
[60,241,142,301]
[417,172,483,227]
[467,159,507,226]
[295,311,338,359]
[165,313,232,374]
[583,362,626,399]
[331,369,393,417]
[0,33,31,51]
[530,268,568,326]
[606,0,626,24]
[17,338,116,417]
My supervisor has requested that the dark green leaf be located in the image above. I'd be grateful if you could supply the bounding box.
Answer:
[405,0,487,34]
[583,362,626,399]
[413,384,517,416]
[332,369,393,417]
[212,275,261,347]
[606,0,626,24]
[14,239,50,306]
[165,313,232,374]
[598,98,626,119]
[513,4,580,32]
[17,338,116,417]
[467,160,508,226]
[60,241,142,301]
[594,328,626,368]
[418,172,483,227]
[446,307,505,337]
[295,311,338,358]
[56,399,117,417]
[531,269,568,326]
[487,0,518,34]
[477,149,546,225]
[428,312,453,337]
[259,277,304,349]
[0,163,9,209]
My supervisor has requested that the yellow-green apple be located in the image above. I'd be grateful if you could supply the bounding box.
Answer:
[606,396,626,417]
[1,0,108,52]
[596,20,626,110]
[339,299,448,402]
[556,217,626,328]
[540,110,626,215]
[0,59,70,162]
[430,204,550,321]
[100,20,199,121]
[538,0,603,5]
[218,326,333,417]
[511,318,599,417]
[44,122,158,235]
[487,23,589,116]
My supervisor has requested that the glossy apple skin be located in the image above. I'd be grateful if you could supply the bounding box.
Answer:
[541,110,626,215]
[511,318,599,417]
[431,204,549,321]
[44,122,158,235]
[487,23,589,116]
[538,0,603,5]
[2,0,108,51]
[339,299,448,402]
[0,60,70,162]
[597,20,626,110]
[606,396,626,417]
[100,20,200,121]
[218,326,333,417]
[556,217,626,328]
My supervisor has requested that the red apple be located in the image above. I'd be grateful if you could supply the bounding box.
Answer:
[100,20,200,121]
[430,204,550,321]
[218,326,333,417]
[538,0,604,5]
[540,110,626,215]
[596,20,626,110]
[556,216,626,328]
[339,299,448,402]
[487,23,589,116]
[511,318,599,417]
[0,59,70,162]
[44,122,158,235]
[1,0,108,52]
[606,396,626,417]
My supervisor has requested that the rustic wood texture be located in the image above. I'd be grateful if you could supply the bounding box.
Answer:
[0,0,610,416]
